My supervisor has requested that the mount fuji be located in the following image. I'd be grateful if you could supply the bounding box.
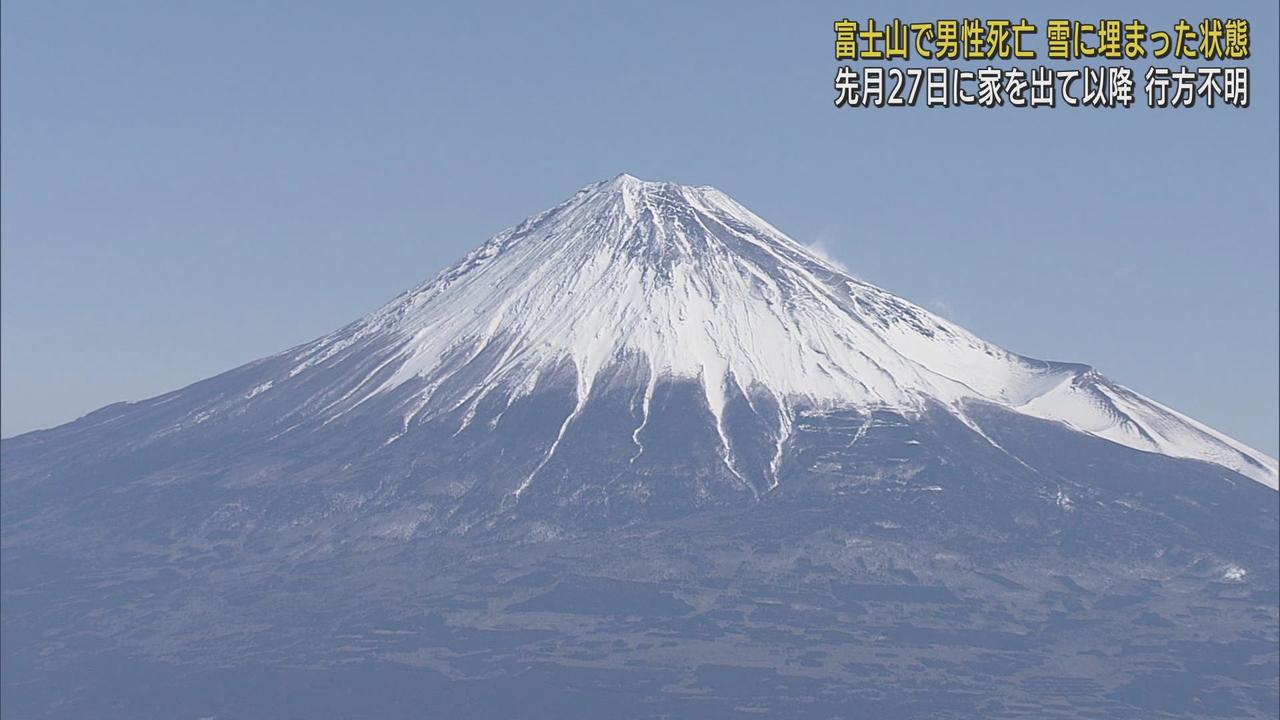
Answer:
[3,174,1277,719]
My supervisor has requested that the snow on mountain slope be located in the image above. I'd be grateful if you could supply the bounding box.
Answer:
[277,174,1276,490]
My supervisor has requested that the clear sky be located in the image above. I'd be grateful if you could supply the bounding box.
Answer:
[2,1,1277,456]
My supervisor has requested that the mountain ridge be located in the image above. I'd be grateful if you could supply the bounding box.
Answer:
[179,173,1277,489]
[5,174,1275,489]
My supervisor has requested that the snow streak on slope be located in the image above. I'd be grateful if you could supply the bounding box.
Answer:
[285,174,1278,490]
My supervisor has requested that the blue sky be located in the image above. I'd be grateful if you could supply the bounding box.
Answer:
[2,1,1277,455]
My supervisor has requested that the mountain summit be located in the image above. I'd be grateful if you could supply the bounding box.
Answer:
[262,174,1278,491]
[3,175,1277,719]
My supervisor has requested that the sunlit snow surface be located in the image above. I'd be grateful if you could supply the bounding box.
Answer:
[286,174,1277,489]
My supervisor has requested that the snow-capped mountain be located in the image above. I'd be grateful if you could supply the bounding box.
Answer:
[222,173,1275,490]
[3,174,1277,719]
